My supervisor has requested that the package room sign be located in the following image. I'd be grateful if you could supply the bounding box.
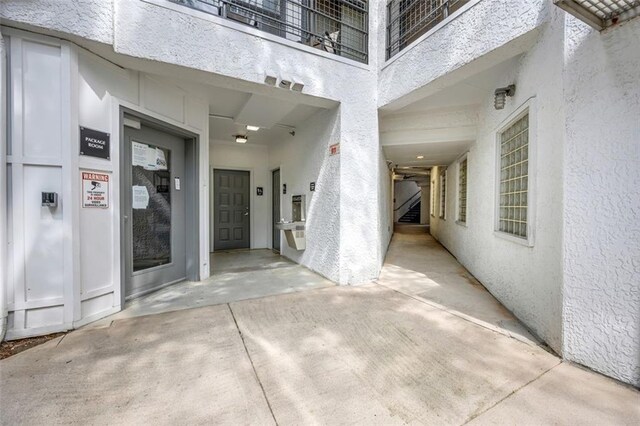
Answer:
[80,127,110,160]
[82,171,109,208]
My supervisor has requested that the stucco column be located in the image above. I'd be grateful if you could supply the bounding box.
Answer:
[338,93,381,285]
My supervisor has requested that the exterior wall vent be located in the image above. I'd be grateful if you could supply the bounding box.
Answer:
[554,0,640,30]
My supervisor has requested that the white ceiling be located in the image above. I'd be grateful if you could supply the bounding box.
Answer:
[210,102,321,145]
[147,73,328,146]
[381,56,521,167]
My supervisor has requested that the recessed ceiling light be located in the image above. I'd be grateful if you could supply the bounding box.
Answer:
[235,135,248,144]
[246,125,260,131]
[417,155,424,159]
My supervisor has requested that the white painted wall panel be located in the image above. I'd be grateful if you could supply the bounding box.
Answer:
[21,40,62,159]
[25,305,64,329]
[23,165,64,302]
[81,293,113,319]
[79,171,114,296]
[142,75,185,123]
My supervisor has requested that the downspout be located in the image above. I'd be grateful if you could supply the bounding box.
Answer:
[0,32,8,341]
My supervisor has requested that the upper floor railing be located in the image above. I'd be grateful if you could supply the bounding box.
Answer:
[170,0,369,63]
[386,0,469,60]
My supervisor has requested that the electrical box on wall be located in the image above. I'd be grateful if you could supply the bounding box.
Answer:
[41,192,58,207]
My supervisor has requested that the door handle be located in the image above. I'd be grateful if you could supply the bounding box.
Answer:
[244,212,249,216]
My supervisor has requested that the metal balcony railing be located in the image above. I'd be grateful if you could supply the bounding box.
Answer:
[170,0,368,63]
[386,0,469,60]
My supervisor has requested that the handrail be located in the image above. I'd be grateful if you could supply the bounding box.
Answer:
[394,190,421,211]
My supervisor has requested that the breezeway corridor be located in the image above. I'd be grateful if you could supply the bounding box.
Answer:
[1,228,638,424]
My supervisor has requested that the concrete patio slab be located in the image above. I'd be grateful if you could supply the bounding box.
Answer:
[231,284,560,425]
[0,305,274,425]
[88,249,334,327]
[468,362,640,425]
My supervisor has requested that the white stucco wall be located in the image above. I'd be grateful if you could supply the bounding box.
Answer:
[2,0,385,287]
[378,0,547,109]
[0,0,114,45]
[561,16,640,387]
[268,108,343,282]
[209,142,271,251]
[428,9,566,353]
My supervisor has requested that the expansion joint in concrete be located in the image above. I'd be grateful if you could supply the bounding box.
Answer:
[375,282,543,348]
[461,362,562,425]
[227,303,279,426]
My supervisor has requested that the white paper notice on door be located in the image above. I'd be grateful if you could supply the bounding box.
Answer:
[155,148,167,170]
[132,142,148,167]
[132,185,150,209]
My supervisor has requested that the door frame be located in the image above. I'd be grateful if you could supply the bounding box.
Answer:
[119,107,200,305]
[271,167,282,252]
[210,166,252,253]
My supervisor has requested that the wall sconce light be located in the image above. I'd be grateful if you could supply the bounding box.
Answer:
[494,84,516,110]
[235,135,248,144]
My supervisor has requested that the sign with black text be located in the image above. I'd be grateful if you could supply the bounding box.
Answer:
[82,171,109,208]
[80,127,110,160]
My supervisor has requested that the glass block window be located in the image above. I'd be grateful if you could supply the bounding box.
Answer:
[439,169,446,219]
[458,158,467,223]
[498,113,529,238]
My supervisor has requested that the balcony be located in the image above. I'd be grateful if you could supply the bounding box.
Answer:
[386,0,470,60]
[169,0,369,63]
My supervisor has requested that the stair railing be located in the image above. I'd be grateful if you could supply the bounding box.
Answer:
[394,190,421,211]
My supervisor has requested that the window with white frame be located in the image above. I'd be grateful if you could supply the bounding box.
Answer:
[498,113,529,238]
[439,169,446,219]
[458,157,467,223]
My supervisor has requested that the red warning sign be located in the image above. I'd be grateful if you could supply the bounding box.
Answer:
[82,171,109,208]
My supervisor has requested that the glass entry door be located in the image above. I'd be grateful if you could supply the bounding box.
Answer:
[123,120,187,299]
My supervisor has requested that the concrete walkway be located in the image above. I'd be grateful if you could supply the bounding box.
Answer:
[1,232,638,424]
[89,249,334,327]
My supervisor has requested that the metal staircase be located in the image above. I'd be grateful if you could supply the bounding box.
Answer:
[398,201,421,223]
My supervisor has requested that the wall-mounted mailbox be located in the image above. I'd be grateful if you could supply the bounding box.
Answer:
[41,192,58,207]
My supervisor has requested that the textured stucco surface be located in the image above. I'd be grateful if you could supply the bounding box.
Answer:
[561,16,640,387]
[427,8,566,354]
[0,0,113,44]
[112,0,384,284]
[377,0,547,108]
[269,108,343,282]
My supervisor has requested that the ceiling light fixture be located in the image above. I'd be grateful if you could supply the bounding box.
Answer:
[246,125,260,131]
[417,155,424,159]
[235,135,248,144]
[494,84,516,110]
